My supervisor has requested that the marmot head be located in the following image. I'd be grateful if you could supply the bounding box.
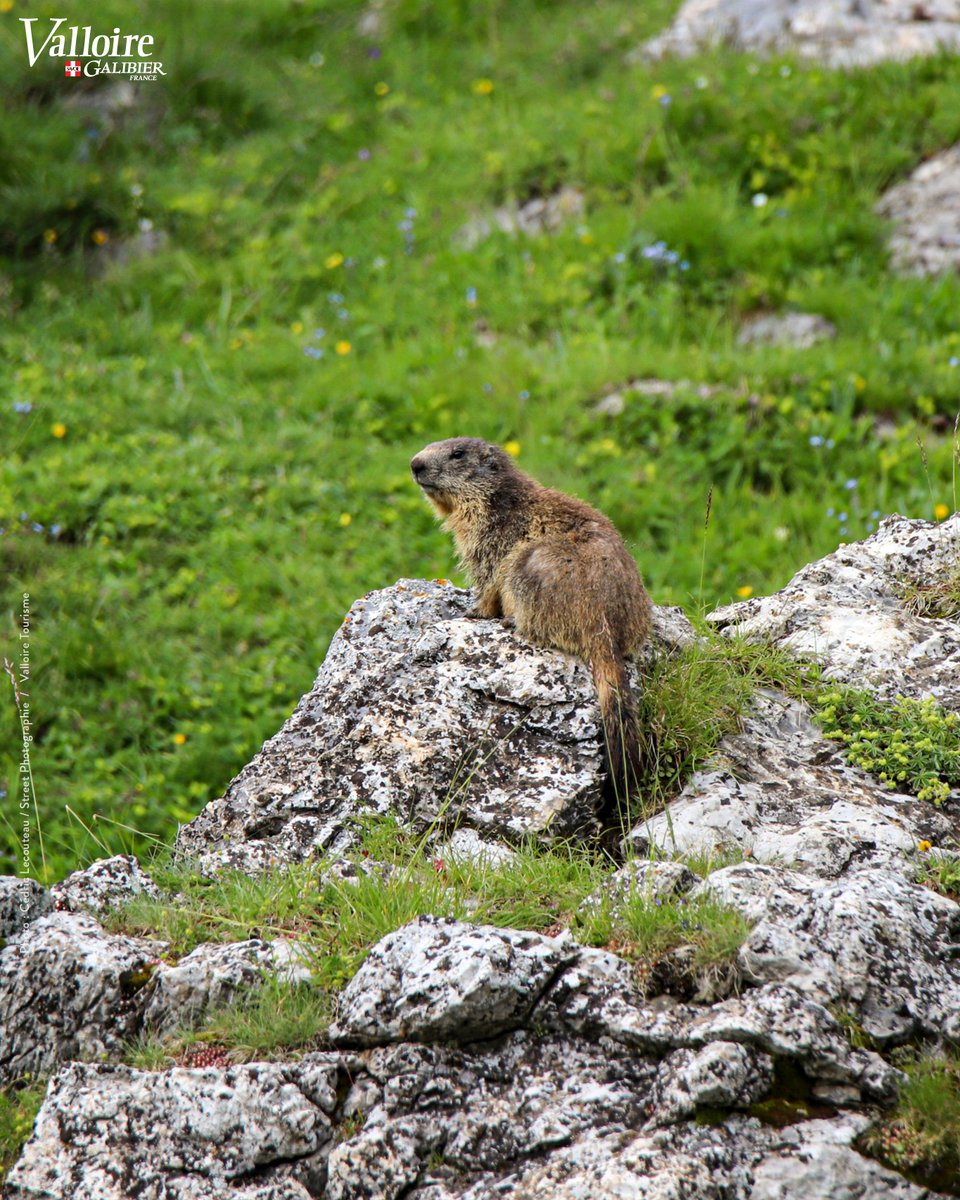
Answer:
[410,437,515,515]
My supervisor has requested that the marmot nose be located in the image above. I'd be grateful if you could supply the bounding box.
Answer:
[410,454,426,478]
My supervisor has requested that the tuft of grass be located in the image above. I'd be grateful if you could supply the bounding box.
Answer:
[815,688,960,805]
[634,633,821,819]
[902,560,960,621]
[0,1081,46,1184]
[110,823,751,1071]
[858,1051,960,1193]
[126,977,332,1068]
[917,852,960,899]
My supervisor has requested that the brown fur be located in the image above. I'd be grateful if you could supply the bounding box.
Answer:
[410,436,652,802]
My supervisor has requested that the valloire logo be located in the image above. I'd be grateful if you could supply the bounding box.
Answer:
[20,17,167,80]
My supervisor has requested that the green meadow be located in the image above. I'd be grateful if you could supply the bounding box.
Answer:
[1,0,957,878]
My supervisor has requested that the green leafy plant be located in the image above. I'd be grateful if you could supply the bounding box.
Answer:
[815,688,960,805]
[917,852,960,899]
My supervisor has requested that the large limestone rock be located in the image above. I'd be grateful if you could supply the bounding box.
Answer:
[5,1059,341,1200]
[176,580,692,874]
[877,143,960,276]
[643,0,960,68]
[330,916,579,1046]
[708,513,960,710]
[630,513,959,871]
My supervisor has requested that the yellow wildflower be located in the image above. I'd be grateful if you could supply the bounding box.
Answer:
[339,512,352,527]
[290,320,304,335]
[324,252,344,270]
[173,733,187,746]
[736,585,753,598]
[934,503,950,521]
[374,81,390,96]
[335,340,352,356]
[504,441,521,457]
[91,229,109,246]
[43,229,57,244]
[0,1,14,13]
[651,84,669,100]
[52,422,67,439]
[918,840,932,853]
[472,79,494,96]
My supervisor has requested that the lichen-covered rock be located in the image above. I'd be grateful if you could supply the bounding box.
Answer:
[50,854,160,918]
[142,937,315,1036]
[877,143,960,276]
[707,514,960,712]
[177,581,693,873]
[330,916,579,1046]
[642,0,960,68]
[0,911,163,1085]
[628,691,946,875]
[0,875,50,939]
[5,1059,339,1200]
[700,862,960,1044]
[647,1042,774,1124]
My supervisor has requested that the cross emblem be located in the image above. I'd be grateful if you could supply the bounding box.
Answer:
[65,60,82,77]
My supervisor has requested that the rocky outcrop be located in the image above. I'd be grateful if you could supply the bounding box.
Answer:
[175,580,693,875]
[708,513,960,709]
[4,512,960,1197]
[642,0,960,68]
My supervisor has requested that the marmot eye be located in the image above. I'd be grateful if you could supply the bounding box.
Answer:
[449,449,466,460]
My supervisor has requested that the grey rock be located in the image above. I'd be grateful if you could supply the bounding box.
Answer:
[457,187,585,249]
[750,1115,938,1200]
[435,828,518,869]
[643,0,960,68]
[0,911,163,1085]
[628,691,941,876]
[6,1059,338,1200]
[708,513,960,711]
[878,143,960,276]
[142,937,315,1036]
[701,862,960,1044]
[330,916,579,1045]
[50,853,160,918]
[686,984,901,1099]
[647,1042,774,1123]
[737,312,836,348]
[0,876,50,939]
[579,860,700,920]
[177,581,690,873]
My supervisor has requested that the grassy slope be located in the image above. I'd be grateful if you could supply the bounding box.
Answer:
[0,0,958,877]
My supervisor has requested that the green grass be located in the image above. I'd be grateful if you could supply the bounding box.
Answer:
[1,0,958,878]
[815,688,960,805]
[0,1081,45,1185]
[110,825,750,1062]
[917,852,960,899]
[859,1051,960,1193]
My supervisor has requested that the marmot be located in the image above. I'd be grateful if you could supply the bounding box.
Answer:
[410,436,652,803]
